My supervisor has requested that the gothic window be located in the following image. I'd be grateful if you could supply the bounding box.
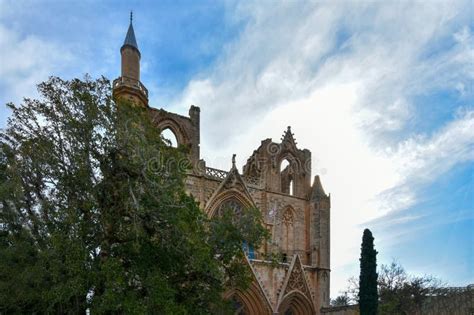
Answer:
[216,198,255,259]
[216,198,244,218]
[281,159,290,171]
[160,128,178,147]
[242,241,255,259]
[280,158,295,195]
[281,208,295,255]
[282,208,294,226]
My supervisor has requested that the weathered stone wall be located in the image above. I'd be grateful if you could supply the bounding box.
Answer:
[185,174,221,208]
[148,107,331,314]
[182,164,330,313]
[149,106,200,164]
[421,285,474,315]
[321,305,359,315]
[251,260,289,306]
[121,46,140,81]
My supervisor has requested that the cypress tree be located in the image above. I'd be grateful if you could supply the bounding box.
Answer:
[359,228,378,315]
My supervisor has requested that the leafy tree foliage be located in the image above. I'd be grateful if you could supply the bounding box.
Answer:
[0,76,267,314]
[359,228,378,315]
[209,206,268,290]
[342,261,448,315]
[378,261,444,315]
[330,293,351,307]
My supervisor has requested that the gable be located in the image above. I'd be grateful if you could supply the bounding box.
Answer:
[205,160,256,218]
[278,255,313,305]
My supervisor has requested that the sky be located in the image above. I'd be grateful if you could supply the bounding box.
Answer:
[0,0,473,298]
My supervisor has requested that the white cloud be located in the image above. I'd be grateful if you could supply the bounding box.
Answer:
[0,0,120,114]
[172,0,473,296]
[377,109,474,212]
[0,23,74,108]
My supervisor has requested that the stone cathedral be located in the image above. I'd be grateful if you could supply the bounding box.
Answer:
[113,18,331,315]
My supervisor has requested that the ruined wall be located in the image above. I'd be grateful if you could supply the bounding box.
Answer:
[149,106,200,164]
[152,107,331,314]
[321,305,359,315]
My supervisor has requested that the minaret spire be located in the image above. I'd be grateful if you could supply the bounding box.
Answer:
[122,11,139,53]
[113,12,148,107]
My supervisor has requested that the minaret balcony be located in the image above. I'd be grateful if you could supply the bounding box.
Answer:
[113,76,148,99]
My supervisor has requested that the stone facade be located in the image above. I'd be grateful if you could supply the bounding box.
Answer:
[114,18,331,315]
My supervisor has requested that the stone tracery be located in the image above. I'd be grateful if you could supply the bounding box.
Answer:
[282,208,294,227]
[281,207,296,257]
[216,197,244,218]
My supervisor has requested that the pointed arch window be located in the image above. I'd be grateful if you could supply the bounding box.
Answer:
[242,240,255,259]
[281,208,295,256]
[282,209,294,226]
[215,198,255,259]
[160,128,178,147]
[280,158,295,196]
[216,198,244,218]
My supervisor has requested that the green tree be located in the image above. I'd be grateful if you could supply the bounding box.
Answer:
[343,261,449,314]
[0,76,267,314]
[378,261,444,315]
[359,228,378,315]
[331,293,351,306]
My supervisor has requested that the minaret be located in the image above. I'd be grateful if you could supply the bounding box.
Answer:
[113,12,148,107]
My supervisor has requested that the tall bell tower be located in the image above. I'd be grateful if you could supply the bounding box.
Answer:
[113,12,148,107]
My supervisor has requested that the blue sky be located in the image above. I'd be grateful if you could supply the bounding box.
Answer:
[0,0,472,297]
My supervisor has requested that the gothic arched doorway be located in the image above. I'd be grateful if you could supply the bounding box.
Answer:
[278,290,314,315]
[224,284,271,315]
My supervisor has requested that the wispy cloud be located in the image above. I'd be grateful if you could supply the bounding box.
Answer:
[375,109,474,215]
[0,23,74,106]
[174,1,472,146]
[172,0,473,295]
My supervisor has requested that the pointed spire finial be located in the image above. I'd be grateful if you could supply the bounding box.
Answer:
[122,11,139,51]
[232,154,236,168]
[281,126,297,145]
